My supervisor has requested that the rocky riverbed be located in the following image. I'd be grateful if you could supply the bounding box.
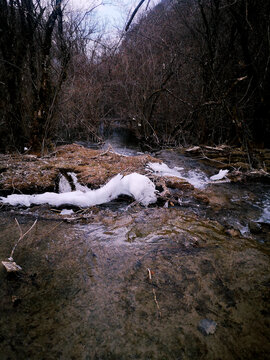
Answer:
[0,143,270,359]
[0,205,269,359]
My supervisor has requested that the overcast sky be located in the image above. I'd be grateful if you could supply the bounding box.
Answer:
[69,0,158,32]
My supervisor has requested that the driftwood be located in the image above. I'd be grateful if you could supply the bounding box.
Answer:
[184,145,270,173]
[1,261,22,273]
[2,218,37,273]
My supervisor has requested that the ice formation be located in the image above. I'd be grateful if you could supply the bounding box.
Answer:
[210,169,229,181]
[0,173,157,207]
[147,162,209,189]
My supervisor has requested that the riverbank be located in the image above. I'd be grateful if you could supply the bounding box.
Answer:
[0,142,270,359]
[0,143,269,197]
[0,143,159,196]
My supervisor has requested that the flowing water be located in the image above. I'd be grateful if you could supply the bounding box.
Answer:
[0,134,270,359]
[155,150,270,237]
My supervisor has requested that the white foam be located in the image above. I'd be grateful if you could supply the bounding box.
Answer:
[185,170,209,189]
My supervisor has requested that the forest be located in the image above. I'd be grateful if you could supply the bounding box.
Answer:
[1,2,270,358]
[0,0,269,153]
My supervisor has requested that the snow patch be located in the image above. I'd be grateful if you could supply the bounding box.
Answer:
[210,169,229,181]
[147,162,208,189]
[0,173,157,208]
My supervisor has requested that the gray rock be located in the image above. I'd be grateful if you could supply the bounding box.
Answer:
[198,318,217,336]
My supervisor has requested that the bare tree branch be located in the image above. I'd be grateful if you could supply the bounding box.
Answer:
[125,0,148,31]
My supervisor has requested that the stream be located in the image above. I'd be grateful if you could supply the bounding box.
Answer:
[0,131,270,359]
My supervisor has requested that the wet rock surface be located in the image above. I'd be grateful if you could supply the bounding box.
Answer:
[249,220,262,234]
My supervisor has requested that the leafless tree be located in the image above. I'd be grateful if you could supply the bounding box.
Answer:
[0,0,70,152]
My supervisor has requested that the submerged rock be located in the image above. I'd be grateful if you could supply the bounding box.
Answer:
[249,221,262,234]
[198,319,217,336]
[225,228,241,237]
[164,176,194,190]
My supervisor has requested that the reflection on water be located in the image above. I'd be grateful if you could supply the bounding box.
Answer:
[0,208,269,359]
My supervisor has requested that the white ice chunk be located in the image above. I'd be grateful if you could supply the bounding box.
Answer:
[69,173,89,192]
[210,169,229,181]
[147,162,208,189]
[59,175,72,193]
[0,173,157,208]
[147,162,183,177]
[59,173,89,193]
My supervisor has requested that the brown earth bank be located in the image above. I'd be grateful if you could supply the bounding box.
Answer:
[0,144,159,196]
[183,145,270,175]
[0,143,269,205]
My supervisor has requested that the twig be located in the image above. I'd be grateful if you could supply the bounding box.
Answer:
[152,288,162,317]
[9,218,37,261]
[11,178,24,194]
[15,218,23,238]
[89,144,116,159]
[44,221,63,237]
[147,268,161,317]
[147,267,152,280]
[145,0,151,10]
